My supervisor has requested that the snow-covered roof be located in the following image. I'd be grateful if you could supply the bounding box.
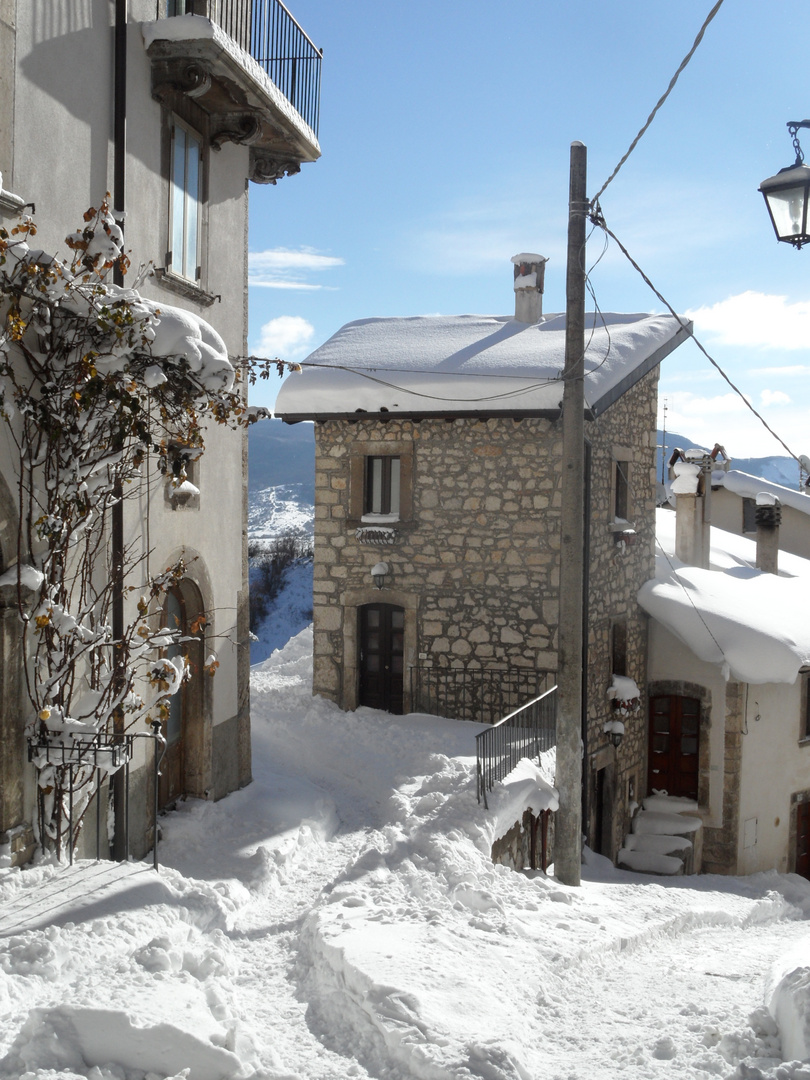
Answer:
[715,469,810,517]
[638,508,810,684]
[275,311,690,420]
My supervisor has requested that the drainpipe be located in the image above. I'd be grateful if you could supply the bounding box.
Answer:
[111,0,128,861]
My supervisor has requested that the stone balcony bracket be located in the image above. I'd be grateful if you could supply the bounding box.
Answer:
[144,19,321,181]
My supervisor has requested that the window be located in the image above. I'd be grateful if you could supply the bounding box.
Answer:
[364,456,400,518]
[614,460,630,522]
[169,119,201,281]
[349,442,413,523]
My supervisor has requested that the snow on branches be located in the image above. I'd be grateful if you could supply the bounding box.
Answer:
[0,198,282,857]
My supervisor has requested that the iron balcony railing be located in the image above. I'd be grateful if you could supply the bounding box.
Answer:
[475,685,557,809]
[410,663,554,728]
[172,0,323,136]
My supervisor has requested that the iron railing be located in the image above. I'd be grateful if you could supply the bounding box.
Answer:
[476,685,557,808]
[410,663,554,727]
[172,1,322,136]
[28,727,166,869]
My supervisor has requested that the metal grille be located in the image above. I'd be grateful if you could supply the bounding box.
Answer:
[475,686,557,808]
[28,728,165,869]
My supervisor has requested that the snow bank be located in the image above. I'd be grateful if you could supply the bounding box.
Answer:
[488,753,558,844]
[1,1006,249,1080]
[5,630,810,1079]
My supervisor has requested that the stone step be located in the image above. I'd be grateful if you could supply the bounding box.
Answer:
[617,848,685,875]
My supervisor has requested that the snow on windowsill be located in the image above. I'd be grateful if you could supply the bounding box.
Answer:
[361,513,400,524]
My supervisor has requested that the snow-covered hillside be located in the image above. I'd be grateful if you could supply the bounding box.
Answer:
[247,482,314,541]
[3,628,810,1079]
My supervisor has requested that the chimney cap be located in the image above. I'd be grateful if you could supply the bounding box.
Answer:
[511,253,547,266]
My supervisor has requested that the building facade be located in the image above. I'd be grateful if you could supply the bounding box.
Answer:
[277,263,690,863]
[0,0,321,863]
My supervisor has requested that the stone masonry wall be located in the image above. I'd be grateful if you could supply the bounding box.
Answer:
[311,367,660,861]
[585,368,659,860]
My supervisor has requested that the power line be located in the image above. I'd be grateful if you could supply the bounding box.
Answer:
[589,208,802,464]
[591,0,727,205]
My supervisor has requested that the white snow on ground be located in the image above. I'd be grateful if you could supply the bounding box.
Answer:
[3,628,810,1079]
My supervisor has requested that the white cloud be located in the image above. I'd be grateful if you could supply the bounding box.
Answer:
[253,315,315,360]
[760,389,791,406]
[686,291,810,351]
[749,364,810,376]
[658,388,806,459]
[248,247,344,290]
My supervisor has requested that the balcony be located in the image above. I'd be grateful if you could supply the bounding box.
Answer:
[143,0,322,184]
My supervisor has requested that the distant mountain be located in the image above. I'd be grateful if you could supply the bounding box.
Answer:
[656,430,803,491]
[248,417,314,495]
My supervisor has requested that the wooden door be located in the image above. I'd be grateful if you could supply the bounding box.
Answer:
[648,695,700,800]
[358,604,404,714]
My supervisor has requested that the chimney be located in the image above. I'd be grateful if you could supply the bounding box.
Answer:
[670,447,713,568]
[755,494,781,574]
[511,253,547,324]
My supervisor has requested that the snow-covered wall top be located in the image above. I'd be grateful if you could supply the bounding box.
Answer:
[275,311,688,418]
[715,469,810,517]
[638,509,810,684]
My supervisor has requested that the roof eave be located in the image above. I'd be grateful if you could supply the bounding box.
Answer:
[589,319,693,419]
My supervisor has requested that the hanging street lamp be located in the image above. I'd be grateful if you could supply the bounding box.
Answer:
[759,121,810,249]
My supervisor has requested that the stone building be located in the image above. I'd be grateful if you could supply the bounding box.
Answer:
[276,257,690,863]
[0,0,321,864]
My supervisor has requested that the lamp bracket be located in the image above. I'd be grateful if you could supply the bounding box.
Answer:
[787,121,810,165]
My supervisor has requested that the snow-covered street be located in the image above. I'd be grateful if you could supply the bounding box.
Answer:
[2,627,810,1080]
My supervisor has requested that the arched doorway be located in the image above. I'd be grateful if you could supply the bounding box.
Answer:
[159,579,204,810]
[358,603,404,714]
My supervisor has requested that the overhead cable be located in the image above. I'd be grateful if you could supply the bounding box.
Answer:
[591,0,727,205]
[591,209,801,464]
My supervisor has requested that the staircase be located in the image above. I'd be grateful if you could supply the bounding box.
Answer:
[618,794,703,876]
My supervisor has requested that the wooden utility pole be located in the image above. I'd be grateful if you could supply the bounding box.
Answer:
[555,141,588,886]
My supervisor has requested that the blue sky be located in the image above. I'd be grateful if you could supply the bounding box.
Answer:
[247,0,810,462]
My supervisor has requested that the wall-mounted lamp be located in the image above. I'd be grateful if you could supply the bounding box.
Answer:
[603,719,625,748]
[760,121,810,249]
[371,561,389,590]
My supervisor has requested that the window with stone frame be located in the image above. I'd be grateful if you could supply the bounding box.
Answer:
[349,442,413,524]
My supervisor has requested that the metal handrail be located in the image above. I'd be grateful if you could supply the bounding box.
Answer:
[476,685,557,808]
